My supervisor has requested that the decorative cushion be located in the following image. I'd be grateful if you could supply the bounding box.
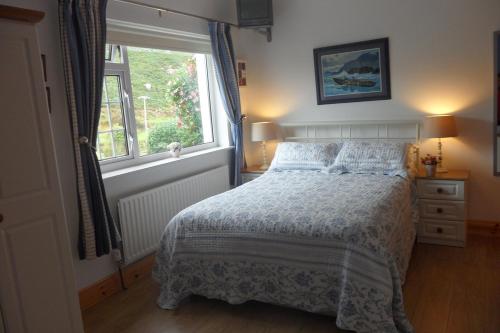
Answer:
[269,142,338,171]
[324,141,408,176]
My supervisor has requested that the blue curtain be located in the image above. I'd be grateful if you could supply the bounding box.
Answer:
[208,22,244,186]
[59,0,120,259]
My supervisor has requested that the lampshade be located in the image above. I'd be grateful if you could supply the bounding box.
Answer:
[423,115,458,138]
[251,122,276,142]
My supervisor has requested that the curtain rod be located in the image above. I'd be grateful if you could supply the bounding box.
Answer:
[113,0,239,27]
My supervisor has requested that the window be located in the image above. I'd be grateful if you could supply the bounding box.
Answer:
[104,44,123,63]
[97,75,128,160]
[97,44,217,168]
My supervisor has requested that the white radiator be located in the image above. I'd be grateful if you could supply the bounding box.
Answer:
[117,165,229,265]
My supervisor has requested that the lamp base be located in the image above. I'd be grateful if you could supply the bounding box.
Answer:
[259,141,269,171]
[436,138,448,173]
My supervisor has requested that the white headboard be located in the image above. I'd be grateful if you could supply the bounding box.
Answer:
[279,120,421,171]
[279,120,420,144]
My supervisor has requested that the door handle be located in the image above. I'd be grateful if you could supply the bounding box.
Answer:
[0,214,3,223]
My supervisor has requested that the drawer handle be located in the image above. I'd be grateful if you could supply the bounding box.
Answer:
[436,188,444,194]
[436,208,443,214]
[436,227,443,234]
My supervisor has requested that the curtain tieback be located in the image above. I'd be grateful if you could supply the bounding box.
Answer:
[235,114,247,125]
[79,136,96,150]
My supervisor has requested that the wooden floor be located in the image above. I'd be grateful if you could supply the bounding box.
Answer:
[83,233,500,333]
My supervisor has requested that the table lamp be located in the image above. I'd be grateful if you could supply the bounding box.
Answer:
[251,122,276,170]
[423,115,458,173]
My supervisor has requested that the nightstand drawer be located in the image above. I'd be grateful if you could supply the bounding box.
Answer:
[417,179,464,200]
[419,199,465,221]
[418,219,465,241]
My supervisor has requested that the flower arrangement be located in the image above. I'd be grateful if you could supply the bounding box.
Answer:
[167,142,181,158]
[421,154,438,177]
[421,154,438,166]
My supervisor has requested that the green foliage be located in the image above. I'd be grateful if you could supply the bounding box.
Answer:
[128,47,192,114]
[127,47,205,156]
[164,57,202,133]
[147,120,177,154]
[147,120,202,154]
[113,130,127,156]
[97,130,127,159]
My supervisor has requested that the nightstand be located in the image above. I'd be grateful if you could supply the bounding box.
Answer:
[416,170,469,247]
[241,166,266,184]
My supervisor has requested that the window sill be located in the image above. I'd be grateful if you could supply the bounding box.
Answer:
[102,146,233,180]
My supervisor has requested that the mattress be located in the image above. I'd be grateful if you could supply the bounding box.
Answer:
[153,170,416,333]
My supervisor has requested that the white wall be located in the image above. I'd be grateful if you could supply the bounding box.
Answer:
[236,0,500,222]
[3,0,236,289]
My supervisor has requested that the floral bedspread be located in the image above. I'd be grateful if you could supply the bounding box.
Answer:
[153,170,416,333]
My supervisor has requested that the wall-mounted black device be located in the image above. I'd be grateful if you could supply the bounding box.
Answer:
[237,0,273,27]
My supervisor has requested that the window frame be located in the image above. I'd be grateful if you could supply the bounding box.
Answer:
[99,45,220,173]
[99,45,136,166]
[97,70,134,164]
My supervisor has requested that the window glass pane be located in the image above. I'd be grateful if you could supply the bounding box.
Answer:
[109,104,125,129]
[111,45,122,63]
[97,132,113,160]
[99,105,111,131]
[127,46,214,156]
[104,44,123,63]
[105,76,121,102]
[113,130,128,156]
[101,80,108,105]
[104,44,111,62]
[98,74,129,161]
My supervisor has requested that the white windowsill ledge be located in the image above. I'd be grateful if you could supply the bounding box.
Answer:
[102,146,233,180]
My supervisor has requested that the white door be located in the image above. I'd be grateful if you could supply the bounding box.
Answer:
[0,18,84,333]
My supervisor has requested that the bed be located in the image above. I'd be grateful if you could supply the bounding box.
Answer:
[153,121,420,333]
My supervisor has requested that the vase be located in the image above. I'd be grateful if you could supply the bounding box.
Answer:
[425,164,437,177]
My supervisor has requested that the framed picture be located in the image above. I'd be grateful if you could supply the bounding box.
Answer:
[313,38,391,104]
[237,60,247,86]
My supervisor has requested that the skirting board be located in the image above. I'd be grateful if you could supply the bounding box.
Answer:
[79,272,122,311]
[78,254,156,311]
[122,254,156,288]
[468,220,500,237]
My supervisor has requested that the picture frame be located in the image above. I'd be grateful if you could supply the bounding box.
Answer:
[313,38,391,104]
[237,60,247,86]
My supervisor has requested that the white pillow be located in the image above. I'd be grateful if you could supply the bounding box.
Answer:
[324,141,408,176]
[269,142,338,171]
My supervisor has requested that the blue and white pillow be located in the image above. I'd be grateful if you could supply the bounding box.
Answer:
[269,142,338,171]
[324,141,408,176]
